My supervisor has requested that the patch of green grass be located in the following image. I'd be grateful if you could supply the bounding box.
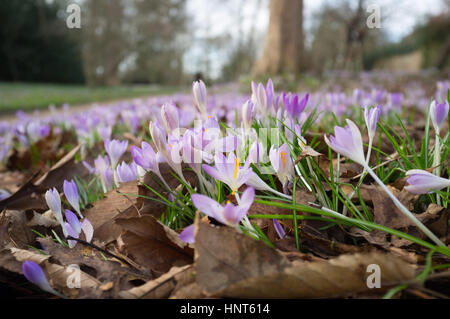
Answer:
[0,82,181,113]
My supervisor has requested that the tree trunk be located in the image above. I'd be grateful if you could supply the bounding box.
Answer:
[252,0,304,76]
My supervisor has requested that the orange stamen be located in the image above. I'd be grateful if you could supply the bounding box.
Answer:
[234,157,240,179]
[280,151,287,168]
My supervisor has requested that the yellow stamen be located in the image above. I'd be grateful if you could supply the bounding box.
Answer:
[280,151,287,168]
[233,157,240,179]
[208,115,212,119]
[226,200,231,204]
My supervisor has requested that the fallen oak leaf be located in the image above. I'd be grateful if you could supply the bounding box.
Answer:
[194,218,417,298]
[115,215,193,275]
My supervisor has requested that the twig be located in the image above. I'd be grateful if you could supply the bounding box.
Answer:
[66,236,136,269]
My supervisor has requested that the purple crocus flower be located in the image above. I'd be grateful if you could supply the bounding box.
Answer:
[405,169,450,194]
[161,102,179,133]
[45,188,67,237]
[269,143,294,193]
[273,219,286,239]
[283,93,309,119]
[363,105,381,142]
[202,152,253,195]
[242,100,254,132]
[65,210,82,235]
[324,120,366,166]
[191,187,255,227]
[248,141,265,165]
[104,139,128,169]
[22,261,60,296]
[64,222,79,248]
[97,126,112,141]
[179,224,195,244]
[116,162,138,183]
[192,80,207,115]
[63,180,82,218]
[430,100,449,133]
[131,141,159,171]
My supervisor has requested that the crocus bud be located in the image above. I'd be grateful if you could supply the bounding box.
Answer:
[242,100,254,132]
[192,80,207,115]
[405,169,450,194]
[273,219,286,239]
[63,180,82,218]
[430,100,449,133]
[104,139,128,169]
[324,120,366,166]
[22,261,55,294]
[45,188,67,237]
[116,162,138,183]
[363,106,380,142]
[149,121,167,157]
[248,141,265,164]
[161,102,179,133]
[131,142,158,171]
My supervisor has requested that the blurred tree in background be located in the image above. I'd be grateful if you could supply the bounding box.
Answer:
[0,0,84,83]
[82,0,187,86]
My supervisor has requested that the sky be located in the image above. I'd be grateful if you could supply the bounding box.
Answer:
[184,0,447,78]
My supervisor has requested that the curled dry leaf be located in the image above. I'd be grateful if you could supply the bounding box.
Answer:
[83,182,140,244]
[194,218,417,298]
[115,215,193,275]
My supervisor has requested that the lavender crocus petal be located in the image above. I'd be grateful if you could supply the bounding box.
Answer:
[239,187,255,211]
[273,219,286,239]
[45,188,61,216]
[81,218,94,243]
[104,139,128,168]
[202,164,225,182]
[179,224,195,244]
[430,100,449,132]
[64,209,82,235]
[63,180,81,217]
[222,203,242,226]
[404,169,450,194]
[22,261,52,292]
[64,222,79,248]
[191,194,225,224]
[161,102,179,132]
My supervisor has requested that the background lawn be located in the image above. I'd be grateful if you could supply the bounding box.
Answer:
[0,82,180,113]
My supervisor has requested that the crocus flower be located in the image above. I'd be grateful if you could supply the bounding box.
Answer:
[242,100,254,133]
[116,161,138,183]
[430,100,449,133]
[284,93,309,119]
[191,187,255,227]
[248,141,265,165]
[179,224,195,244]
[404,169,450,194]
[193,80,207,115]
[63,180,82,218]
[94,155,114,193]
[324,119,366,166]
[363,106,380,143]
[65,210,82,235]
[161,102,179,133]
[22,261,62,297]
[202,152,253,195]
[273,219,286,239]
[104,139,128,169]
[269,143,294,193]
[131,142,159,171]
[97,126,112,141]
[65,222,79,248]
[45,188,67,237]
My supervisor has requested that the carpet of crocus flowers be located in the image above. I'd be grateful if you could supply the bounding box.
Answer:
[0,75,449,299]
